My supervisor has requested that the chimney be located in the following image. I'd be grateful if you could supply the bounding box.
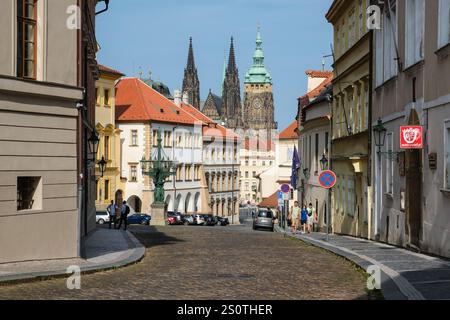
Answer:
[182,91,189,104]
[174,90,182,107]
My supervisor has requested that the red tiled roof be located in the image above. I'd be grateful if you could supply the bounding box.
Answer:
[180,103,240,140]
[305,70,333,79]
[115,78,200,125]
[278,121,299,140]
[258,191,279,208]
[98,64,125,77]
[298,70,333,104]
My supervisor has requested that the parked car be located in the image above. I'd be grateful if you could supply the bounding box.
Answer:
[192,214,206,225]
[96,211,110,225]
[203,214,217,226]
[181,214,194,225]
[167,211,183,224]
[127,213,151,225]
[216,216,230,226]
[167,216,178,225]
[253,208,275,232]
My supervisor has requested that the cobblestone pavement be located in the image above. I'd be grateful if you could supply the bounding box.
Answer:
[0,224,370,300]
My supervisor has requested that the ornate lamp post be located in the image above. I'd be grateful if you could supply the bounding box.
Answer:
[320,154,329,171]
[140,129,175,225]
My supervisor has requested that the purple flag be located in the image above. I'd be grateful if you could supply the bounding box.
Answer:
[291,146,301,189]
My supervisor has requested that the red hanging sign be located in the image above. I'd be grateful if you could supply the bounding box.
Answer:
[400,126,423,149]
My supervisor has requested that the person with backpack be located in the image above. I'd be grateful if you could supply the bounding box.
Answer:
[117,201,130,231]
[300,205,309,234]
[106,200,118,230]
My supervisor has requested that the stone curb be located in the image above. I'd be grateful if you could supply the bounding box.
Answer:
[274,225,415,300]
[0,231,145,285]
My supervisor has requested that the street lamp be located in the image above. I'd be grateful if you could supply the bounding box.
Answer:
[320,154,329,171]
[373,118,387,152]
[98,156,107,178]
[87,129,100,161]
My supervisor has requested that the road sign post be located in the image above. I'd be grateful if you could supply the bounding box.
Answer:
[318,171,337,242]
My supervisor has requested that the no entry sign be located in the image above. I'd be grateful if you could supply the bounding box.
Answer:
[319,170,337,189]
[400,126,423,149]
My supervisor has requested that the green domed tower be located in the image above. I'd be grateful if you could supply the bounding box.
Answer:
[244,26,277,131]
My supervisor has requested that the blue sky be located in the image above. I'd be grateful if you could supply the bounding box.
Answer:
[96,0,333,131]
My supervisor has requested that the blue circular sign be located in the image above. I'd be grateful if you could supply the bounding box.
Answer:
[281,184,290,194]
[319,170,337,189]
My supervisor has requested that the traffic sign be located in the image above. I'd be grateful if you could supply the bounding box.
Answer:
[280,184,290,194]
[319,170,337,189]
[278,191,283,205]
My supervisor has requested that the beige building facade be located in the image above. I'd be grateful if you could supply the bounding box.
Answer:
[372,0,450,258]
[95,65,124,211]
[0,0,95,263]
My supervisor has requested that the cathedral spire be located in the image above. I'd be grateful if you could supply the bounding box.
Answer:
[187,37,196,71]
[227,37,237,73]
[182,37,200,110]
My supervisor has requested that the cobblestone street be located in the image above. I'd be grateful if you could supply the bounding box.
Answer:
[0,224,370,300]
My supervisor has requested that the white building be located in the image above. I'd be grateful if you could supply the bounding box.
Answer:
[115,78,205,214]
[178,93,241,223]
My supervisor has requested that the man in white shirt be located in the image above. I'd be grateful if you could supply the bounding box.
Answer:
[107,200,118,229]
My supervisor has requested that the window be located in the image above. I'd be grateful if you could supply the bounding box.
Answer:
[104,136,110,160]
[17,176,42,211]
[130,165,137,182]
[347,176,355,216]
[445,121,450,189]
[104,89,111,106]
[104,180,110,200]
[439,0,450,48]
[17,0,37,79]
[315,133,319,174]
[153,130,158,147]
[176,133,183,148]
[245,171,249,178]
[405,0,424,68]
[375,0,398,86]
[245,182,249,191]
[185,165,192,181]
[164,131,172,147]
[253,171,256,178]
[262,161,266,167]
[95,88,100,106]
[131,130,138,146]
[253,161,257,166]
[385,133,394,194]
[245,160,249,166]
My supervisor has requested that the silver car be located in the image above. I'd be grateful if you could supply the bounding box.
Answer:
[253,208,275,231]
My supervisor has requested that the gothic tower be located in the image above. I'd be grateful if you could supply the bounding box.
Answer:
[222,37,244,129]
[244,27,277,132]
[182,37,200,110]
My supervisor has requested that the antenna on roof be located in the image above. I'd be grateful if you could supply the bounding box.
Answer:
[138,66,143,79]
[148,69,152,81]
[322,54,333,71]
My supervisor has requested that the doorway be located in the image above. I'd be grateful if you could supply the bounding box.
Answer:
[405,109,422,249]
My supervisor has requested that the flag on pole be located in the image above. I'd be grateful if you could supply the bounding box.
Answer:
[291,146,301,189]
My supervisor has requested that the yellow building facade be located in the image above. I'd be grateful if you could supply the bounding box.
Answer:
[95,65,124,211]
[326,0,372,239]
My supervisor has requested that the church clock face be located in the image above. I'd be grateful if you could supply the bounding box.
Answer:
[252,98,262,109]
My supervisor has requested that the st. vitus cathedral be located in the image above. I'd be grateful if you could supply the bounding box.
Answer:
[182,27,277,132]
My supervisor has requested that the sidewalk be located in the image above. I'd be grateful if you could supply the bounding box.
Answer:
[0,227,145,284]
[275,226,450,300]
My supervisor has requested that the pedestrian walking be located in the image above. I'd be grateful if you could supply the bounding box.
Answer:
[307,203,316,233]
[106,200,118,229]
[117,201,130,231]
[290,201,301,234]
[300,205,308,234]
